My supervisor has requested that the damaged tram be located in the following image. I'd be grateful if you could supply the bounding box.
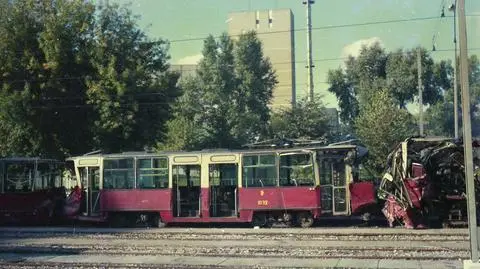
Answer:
[378,137,480,228]
[0,158,73,225]
[64,140,378,228]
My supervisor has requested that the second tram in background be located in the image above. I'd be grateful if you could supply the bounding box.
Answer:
[0,158,75,225]
[65,140,378,228]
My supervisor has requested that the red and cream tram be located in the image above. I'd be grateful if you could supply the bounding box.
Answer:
[66,141,377,228]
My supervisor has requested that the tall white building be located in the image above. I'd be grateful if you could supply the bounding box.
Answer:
[227,9,296,110]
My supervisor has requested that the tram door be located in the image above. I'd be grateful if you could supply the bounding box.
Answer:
[209,164,238,217]
[172,165,201,217]
[79,167,100,216]
[318,157,349,215]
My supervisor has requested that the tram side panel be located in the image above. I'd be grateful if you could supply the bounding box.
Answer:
[237,152,322,226]
[276,151,321,219]
[238,187,321,220]
[317,149,377,219]
[349,181,377,215]
[0,159,67,225]
[0,188,66,225]
[99,156,173,224]
[100,189,172,222]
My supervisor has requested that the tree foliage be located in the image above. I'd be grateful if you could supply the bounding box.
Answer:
[355,90,416,171]
[269,95,330,141]
[86,4,179,152]
[327,43,450,126]
[0,0,179,157]
[425,55,480,137]
[325,42,479,173]
[160,31,277,150]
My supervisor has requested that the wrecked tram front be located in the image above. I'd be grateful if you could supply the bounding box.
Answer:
[378,137,480,229]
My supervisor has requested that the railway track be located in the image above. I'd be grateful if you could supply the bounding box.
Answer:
[0,262,276,269]
[0,243,471,260]
[0,227,468,268]
[0,231,470,242]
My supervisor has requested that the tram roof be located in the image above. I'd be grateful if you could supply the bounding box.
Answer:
[0,157,62,163]
[66,143,360,160]
[405,136,480,144]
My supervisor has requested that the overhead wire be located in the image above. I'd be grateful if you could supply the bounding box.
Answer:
[3,46,479,86]
[431,0,448,51]
[163,14,480,44]
[2,12,480,109]
[3,14,478,55]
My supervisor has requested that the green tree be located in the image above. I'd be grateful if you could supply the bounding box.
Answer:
[327,43,388,126]
[467,55,480,136]
[326,68,359,127]
[327,44,449,126]
[425,55,480,137]
[355,89,415,172]
[160,31,277,150]
[159,77,207,151]
[0,0,93,157]
[386,48,445,108]
[269,95,330,141]
[87,4,179,152]
[425,102,455,137]
[0,0,179,157]
[233,32,277,140]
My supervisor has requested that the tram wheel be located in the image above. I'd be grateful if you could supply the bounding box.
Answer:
[110,214,130,228]
[297,212,314,228]
[252,213,267,227]
[151,213,166,228]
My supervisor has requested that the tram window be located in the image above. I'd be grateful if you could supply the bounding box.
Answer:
[103,158,135,189]
[319,159,333,185]
[137,158,169,189]
[63,161,77,190]
[242,154,276,187]
[333,161,346,186]
[35,163,56,190]
[172,165,201,187]
[209,164,237,186]
[279,153,315,186]
[5,164,32,192]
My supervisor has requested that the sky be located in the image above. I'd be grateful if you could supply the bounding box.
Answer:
[108,0,480,109]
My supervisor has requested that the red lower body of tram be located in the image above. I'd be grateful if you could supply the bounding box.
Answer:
[0,187,66,225]
[67,182,377,227]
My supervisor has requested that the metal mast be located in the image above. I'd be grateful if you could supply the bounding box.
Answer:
[457,0,479,264]
[449,1,459,139]
[417,48,424,136]
[303,0,315,101]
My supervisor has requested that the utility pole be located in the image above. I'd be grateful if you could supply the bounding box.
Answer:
[417,48,424,136]
[303,0,315,101]
[450,1,459,139]
[457,0,479,266]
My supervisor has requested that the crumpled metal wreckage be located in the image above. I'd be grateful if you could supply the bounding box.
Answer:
[378,137,480,229]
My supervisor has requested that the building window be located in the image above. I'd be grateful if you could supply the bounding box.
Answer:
[137,158,169,189]
[242,154,276,187]
[103,158,134,189]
